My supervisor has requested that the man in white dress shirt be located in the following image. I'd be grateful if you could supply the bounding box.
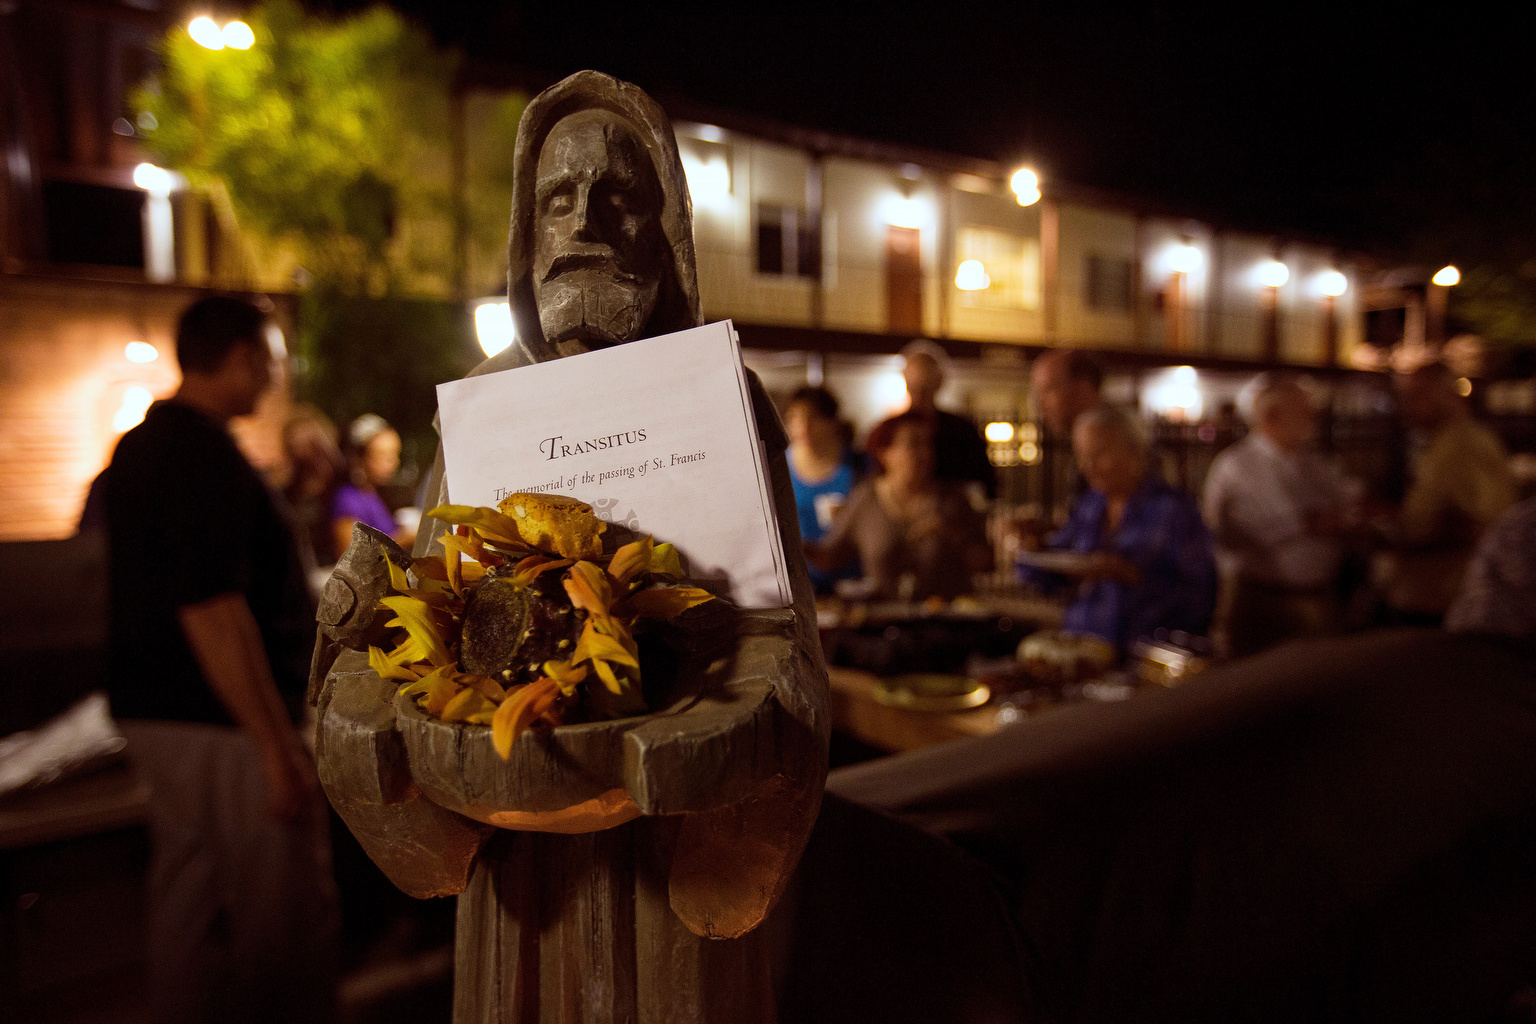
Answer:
[1203,375,1352,656]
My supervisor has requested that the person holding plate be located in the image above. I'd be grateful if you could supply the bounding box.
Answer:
[1017,404,1216,650]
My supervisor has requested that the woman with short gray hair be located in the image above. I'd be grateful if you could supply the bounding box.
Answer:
[1018,405,1216,650]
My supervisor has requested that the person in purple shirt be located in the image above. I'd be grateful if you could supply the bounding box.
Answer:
[1018,405,1216,650]
[331,414,414,556]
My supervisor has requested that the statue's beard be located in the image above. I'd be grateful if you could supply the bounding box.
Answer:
[536,263,660,355]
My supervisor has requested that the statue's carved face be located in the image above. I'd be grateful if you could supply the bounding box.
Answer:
[532,110,665,355]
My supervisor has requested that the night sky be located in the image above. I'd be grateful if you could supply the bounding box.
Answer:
[361,2,1536,261]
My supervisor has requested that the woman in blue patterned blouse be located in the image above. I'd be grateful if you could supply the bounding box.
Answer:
[1018,405,1216,651]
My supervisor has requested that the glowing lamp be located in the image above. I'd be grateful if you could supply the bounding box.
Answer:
[1457,377,1474,397]
[124,342,159,363]
[1019,440,1040,464]
[1143,365,1204,421]
[955,259,990,291]
[1315,270,1348,297]
[222,20,255,49]
[188,16,225,49]
[880,194,927,230]
[132,162,176,197]
[984,421,1015,443]
[872,368,909,414]
[1256,260,1289,288]
[1432,265,1461,287]
[1010,168,1041,206]
[474,300,515,358]
[680,154,731,211]
[1167,243,1202,275]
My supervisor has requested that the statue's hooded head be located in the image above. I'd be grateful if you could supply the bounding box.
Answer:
[507,72,701,364]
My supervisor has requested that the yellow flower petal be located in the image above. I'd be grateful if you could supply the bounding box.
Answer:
[386,557,411,595]
[462,673,507,704]
[574,618,640,670]
[510,555,573,589]
[427,504,528,549]
[491,677,562,760]
[591,656,624,695]
[619,586,715,620]
[419,665,463,716]
[441,687,493,723]
[369,645,415,681]
[649,542,684,577]
[541,658,589,696]
[564,561,613,616]
[608,536,654,588]
[379,595,453,667]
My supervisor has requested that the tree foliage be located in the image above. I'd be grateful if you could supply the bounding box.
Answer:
[132,1,511,295]
[1452,264,1536,350]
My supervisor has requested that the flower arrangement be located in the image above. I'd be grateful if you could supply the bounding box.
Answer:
[365,493,714,759]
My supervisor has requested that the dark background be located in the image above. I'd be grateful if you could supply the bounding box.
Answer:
[323,1,1536,262]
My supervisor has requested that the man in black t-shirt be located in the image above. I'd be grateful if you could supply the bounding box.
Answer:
[864,340,996,501]
[105,296,335,1023]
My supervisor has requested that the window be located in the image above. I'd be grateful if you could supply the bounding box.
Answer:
[43,181,145,268]
[955,227,1040,309]
[756,204,821,279]
[1085,254,1134,311]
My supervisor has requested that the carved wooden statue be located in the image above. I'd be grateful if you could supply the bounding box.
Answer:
[309,71,830,1022]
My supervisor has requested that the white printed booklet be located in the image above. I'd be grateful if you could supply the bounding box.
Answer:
[436,320,792,609]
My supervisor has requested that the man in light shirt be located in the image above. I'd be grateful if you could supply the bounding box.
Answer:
[1381,362,1516,623]
[1203,375,1352,655]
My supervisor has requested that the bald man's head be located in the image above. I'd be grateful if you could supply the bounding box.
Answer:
[1252,375,1317,452]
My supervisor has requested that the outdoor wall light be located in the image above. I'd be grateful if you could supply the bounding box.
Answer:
[1315,270,1348,297]
[1256,260,1289,288]
[880,193,928,230]
[132,162,176,197]
[955,259,990,291]
[124,342,159,364]
[1010,167,1041,206]
[680,152,731,211]
[984,421,1015,442]
[1010,167,1040,203]
[1166,243,1202,276]
[1143,365,1204,421]
[474,300,515,358]
[1432,265,1461,287]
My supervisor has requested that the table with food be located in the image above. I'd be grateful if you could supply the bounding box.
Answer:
[818,588,1215,755]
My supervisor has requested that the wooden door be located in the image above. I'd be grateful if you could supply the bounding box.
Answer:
[885,225,922,335]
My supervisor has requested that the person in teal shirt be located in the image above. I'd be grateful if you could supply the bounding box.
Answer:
[785,386,865,594]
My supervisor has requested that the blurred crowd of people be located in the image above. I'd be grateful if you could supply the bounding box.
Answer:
[276,404,419,593]
[785,342,1522,662]
[75,292,1533,1022]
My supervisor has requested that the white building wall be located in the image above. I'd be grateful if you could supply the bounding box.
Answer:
[1056,203,1136,348]
[683,125,1364,369]
[1214,233,1274,361]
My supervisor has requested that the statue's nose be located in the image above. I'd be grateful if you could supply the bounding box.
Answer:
[572,185,598,242]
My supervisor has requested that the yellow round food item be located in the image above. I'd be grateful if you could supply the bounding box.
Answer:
[496,493,606,560]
